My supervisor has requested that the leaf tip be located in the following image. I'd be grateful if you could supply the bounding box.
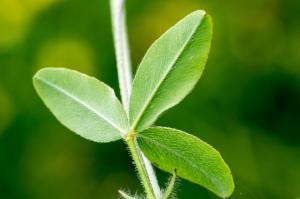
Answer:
[32,69,43,90]
[32,67,52,80]
[192,9,206,16]
[218,174,235,198]
[32,68,50,89]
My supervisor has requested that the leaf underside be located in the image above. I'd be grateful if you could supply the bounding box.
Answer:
[129,10,213,132]
[137,127,234,198]
[33,68,129,143]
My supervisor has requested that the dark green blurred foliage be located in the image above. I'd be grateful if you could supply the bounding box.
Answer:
[0,0,299,198]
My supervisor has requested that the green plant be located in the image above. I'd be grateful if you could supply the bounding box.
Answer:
[32,0,234,198]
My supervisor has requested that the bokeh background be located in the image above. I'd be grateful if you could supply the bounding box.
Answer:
[0,0,299,198]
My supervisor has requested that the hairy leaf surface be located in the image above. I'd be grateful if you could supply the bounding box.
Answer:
[137,127,234,198]
[33,68,129,143]
[129,10,212,131]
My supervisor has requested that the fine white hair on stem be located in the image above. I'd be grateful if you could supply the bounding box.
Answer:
[110,0,161,198]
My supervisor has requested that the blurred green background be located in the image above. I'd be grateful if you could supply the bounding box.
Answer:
[0,0,299,198]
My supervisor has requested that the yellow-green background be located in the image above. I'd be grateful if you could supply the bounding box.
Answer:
[0,0,299,198]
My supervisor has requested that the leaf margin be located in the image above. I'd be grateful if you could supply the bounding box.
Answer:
[129,10,213,132]
[137,126,234,198]
[33,67,130,143]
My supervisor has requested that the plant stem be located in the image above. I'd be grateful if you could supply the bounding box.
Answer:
[127,134,156,199]
[119,190,136,199]
[110,0,132,112]
[110,0,161,198]
[162,171,176,199]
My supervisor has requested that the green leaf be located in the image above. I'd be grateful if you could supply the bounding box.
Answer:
[33,68,129,143]
[129,10,212,131]
[137,127,234,198]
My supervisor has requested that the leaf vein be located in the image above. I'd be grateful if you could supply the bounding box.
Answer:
[132,16,205,130]
[36,76,126,135]
[139,133,223,192]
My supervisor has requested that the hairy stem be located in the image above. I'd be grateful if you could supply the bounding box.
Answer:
[119,190,136,199]
[127,134,156,199]
[110,0,161,198]
[162,171,176,199]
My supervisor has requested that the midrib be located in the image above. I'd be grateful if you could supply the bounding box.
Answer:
[36,76,125,135]
[139,133,224,194]
[132,18,203,130]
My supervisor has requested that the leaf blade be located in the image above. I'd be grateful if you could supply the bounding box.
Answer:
[137,127,234,198]
[129,10,213,131]
[33,68,129,143]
